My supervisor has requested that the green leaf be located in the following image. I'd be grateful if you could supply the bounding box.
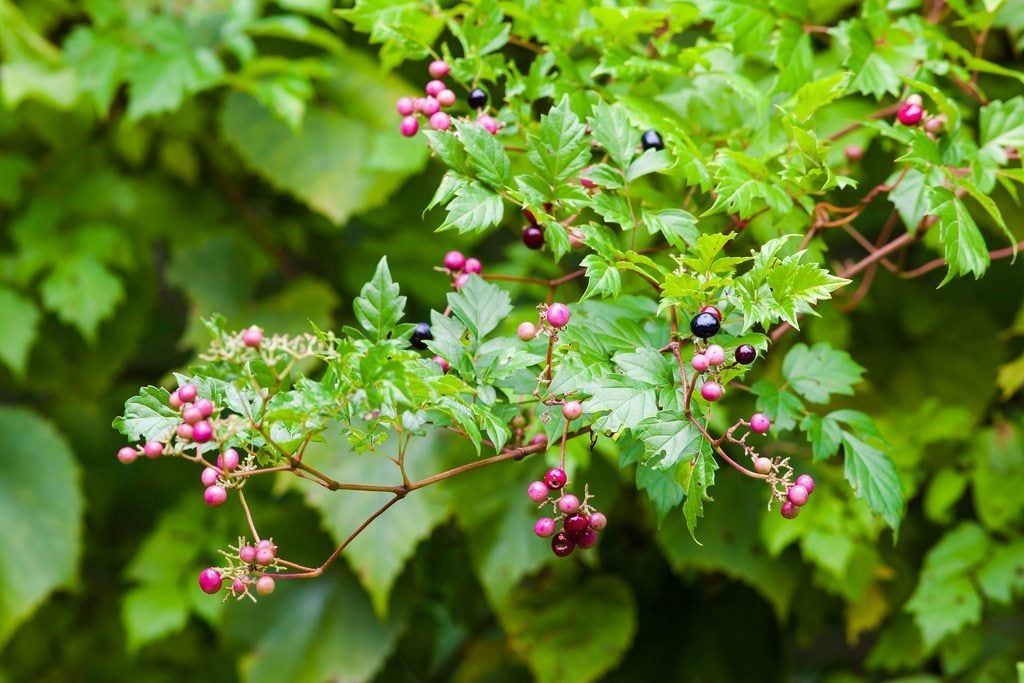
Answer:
[527,95,590,186]
[752,380,805,432]
[980,96,1024,165]
[446,275,513,342]
[636,461,684,521]
[633,411,703,469]
[353,257,406,341]
[580,255,622,301]
[887,167,942,231]
[498,575,637,683]
[612,348,675,387]
[782,342,865,403]
[439,182,505,234]
[970,426,1024,532]
[642,208,698,249]
[842,432,904,531]
[457,120,511,188]
[584,377,659,432]
[40,257,124,342]
[112,386,180,443]
[694,0,777,55]
[682,446,717,540]
[801,413,843,462]
[0,287,40,377]
[929,186,990,284]
[0,408,83,645]
[625,149,672,181]
[588,99,635,169]
[978,540,1024,604]
[785,71,851,122]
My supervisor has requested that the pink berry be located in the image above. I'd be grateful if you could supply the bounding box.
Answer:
[232,578,247,594]
[143,441,163,459]
[428,60,450,79]
[477,114,498,134]
[204,485,227,507]
[754,457,773,474]
[420,96,440,116]
[691,354,710,372]
[544,467,566,489]
[700,381,723,402]
[534,517,556,538]
[906,94,923,106]
[429,111,452,131]
[546,303,570,328]
[169,390,183,409]
[195,398,215,418]
[201,466,219,487]
[192,420,213,443]
[425,79,445,97]
[705,344,726,366]
[562,401,583,421]
[182,406,203,425]
[255,542,276,565]
[117,446,138,464]
[219,448,240,471]
[557,494,580,513]
[575,528,598,549]
[580,174,595,189]
[528,481,550,502]
[256,539,276,553]
[568,229,585,249]
[897,103,923,126]
[444,250,466,271]
[780,501,800,520]
[531,434,549,449]
[255,575,275,596]
[787,484,810,507]
[396,96,415,116]
[588,512,607,530]
[198,568,223,594]
[796,474,815,494]
[432,355,450,373]
[517,322,537,341]
[925,116,944,133]
[239,545,257,563]
[437,89,456,107]
[176,423,194,440]
[178,384,198,403]
[750,413,771,435]
[845,144,864,162]
[454,272,470,289]
[242,325,264,347]
[400,116,419,137]
[700,305,722,321]
[464,257,482,274]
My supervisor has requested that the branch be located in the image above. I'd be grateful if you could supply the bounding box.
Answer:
[899,240,1024,279]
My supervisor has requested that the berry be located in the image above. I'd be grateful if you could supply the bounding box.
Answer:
[182,406,203,425]
[432,355,450,372]
[169,390,183,409]
[897,102,923,126]
[534,517,556,538]
[511,415,526,429]
[780,501,800,519]
[421,96,440,116]
[425,79,445,97]
[517,322,537,341]
[551,531,575,557]
[750,413,771,435]
[545,467,567,489]
[198,568,223,594]
[528,481,550,502]
[255,547,276,566]
[700,381,723,402]
[754,457,773,474]
[437,89,456,107]
[735,344,757,365]
[523,208,538,226]
[195,398,215,418]
[690,312,720,339]
[239,545,257,563]
[400,115,419,137]
[454,273,470,289]
[787,484,810,507]
[204,485,227,507]
[700,305,722,320]
[704,344,726,366]
[563,513,588,534]
[428,60,450,79]
[557,494,581,514]
[255,576,276,596]
[429,111,452,131]
[691,354,710,372]
[844,144,864,162]
[580,173,595,189]
[201,467,219,487]
[522,226,545,249]
[795,474,815,494]
[568,229,585,249]
[641,129,664,151]
[178,384,198,403]
[444,250,466,271]
[562,400,583,421]
[575,528,598,549]
[176,423,194,440]
[467,88,487,109]
[464,257,482,274]
[531,434,549,449]
[143,441,163,458]
[477,114,498,134]
[192,420,213,443]
[925,115,944,133]
[906,94,923,106]
[219,448,240,471]
[546,303,570,328]
[588,512,607,530]
[396,97,415,116]
[232,578,247,594]
[410,322,433,350]
[117,446,138,464]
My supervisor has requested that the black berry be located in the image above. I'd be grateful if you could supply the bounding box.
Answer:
[689,312,720,339]
[522,226,545,250]
[735,344,757,365]
[410,322,433,349]
[468,88,488,109]
[641,129,663,151]
[551,531,575,557]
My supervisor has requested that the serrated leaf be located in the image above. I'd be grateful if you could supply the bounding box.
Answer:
[681,446,717,540]
[457,120,511,188]
[782,342,864,403]
[40,257,123,342]
[786,71,851,122]
[842,433,904,531]
[0,287,40,377]
[446,275,512,341]
[439,181,504,234]
[588,99,635,168]
[634,411,703,468]
[112,386,180,443]
[929,186,990,284]
[354,257,406,341]
[527,95,590,186]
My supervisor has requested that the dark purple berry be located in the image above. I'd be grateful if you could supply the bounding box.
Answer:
[522,226,544,250]
[545,467,567,490]
[641,129,664,151]
[575,528,598,548]
[410,322,432,350]
[690,312,720,339]
[564,513,589,535]
[551,531,575,557]
[467,88,488,109]
[735,344,757,365]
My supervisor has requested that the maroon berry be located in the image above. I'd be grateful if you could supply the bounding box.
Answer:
[750,413,771,435]
[563,513,589,535]
[523,208,538,226]
[546,303,570,328]
[464,257,482,274]
[428,60,450,79]
[588,512,607,530]
[522,226,544,249]
[795,474,815,494]
[242,325,264,347]
[562,400,583,421]
[143,441,163,459]
[704,344,725,366]
[735,344,757,365]
[198,567,223,594]
[787,484,810,507]
[691,354,710,372]
[204,485,227,507]
[444,250,466,271]
[239,545,257,563]
[201,466,219,487]
[551,531,575,557]
[700,305,722,320]
[700,381,723,402]
[780,501,800,520]
[545,467,567,489]
[255,575,276,596]
[534,517,556,538]
[528,480,549,502]
[517,322,537,341]
[580,173,595,189]
[192,420,213,443]
[117,446,138,464]
[575,528,598,549]
[400,116,419,137]
[218,448,240,471]
[178,384,198,403]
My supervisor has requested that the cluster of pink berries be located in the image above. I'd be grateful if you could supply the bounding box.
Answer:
[200,448,241,507]
[443,250,482,290]
[527,466,605,557]
[896,94,945,133]
[779,474,816,520]
[396,60,499,137]
[198,539,279,598]
[688,305,758,402]
[517,302,571,342]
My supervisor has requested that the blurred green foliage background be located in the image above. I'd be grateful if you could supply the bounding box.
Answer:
[1,1,1023,682]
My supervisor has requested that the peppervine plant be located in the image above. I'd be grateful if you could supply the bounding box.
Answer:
[114,0,1024,601]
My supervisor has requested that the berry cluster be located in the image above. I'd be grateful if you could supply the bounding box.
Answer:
[516,301,571,342]
[688,305,757,403]
[442,249,483,290]
[527,467,605,557]
[896,94,945,133]
[198,538,280,600]
[395,60,498,137]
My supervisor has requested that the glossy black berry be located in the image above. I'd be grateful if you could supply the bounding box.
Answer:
[735,344,757,365]
[690,312,720,339]
[522,226,545,250]
[410,322,433,350]
[551,531,575,557]
[641,129,664,151]
[468,88,487,110]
